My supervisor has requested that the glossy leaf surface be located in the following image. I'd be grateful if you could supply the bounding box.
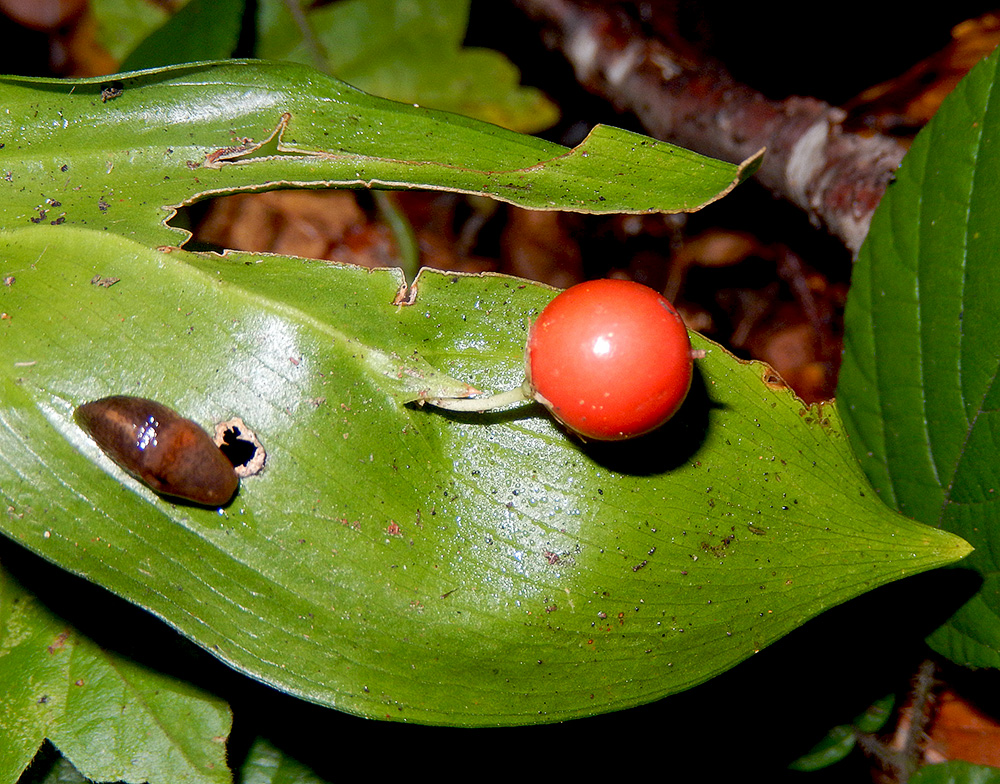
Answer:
[0,59,759,251]
[0,224,970,725]
[838,47,1000,668]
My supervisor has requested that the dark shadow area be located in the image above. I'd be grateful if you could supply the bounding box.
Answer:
[0,16,50,77]
[0,531,981,780]
[937,653,1000,730]
[581,362,716,475]
[467,2,998,118]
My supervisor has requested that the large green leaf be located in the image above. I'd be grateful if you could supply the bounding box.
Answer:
[0,560,230,783]
[838,48,1000,667]
[0,59,757,251]
[0,224,970,725]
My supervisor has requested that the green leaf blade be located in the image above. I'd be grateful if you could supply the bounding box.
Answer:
[0,60,759,249]
[0,561,231,784]
[0,225,970,725]
[787,725,857,772]
[839,48,1000,667]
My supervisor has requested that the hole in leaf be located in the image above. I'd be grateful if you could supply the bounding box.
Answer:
[214,417,265,478]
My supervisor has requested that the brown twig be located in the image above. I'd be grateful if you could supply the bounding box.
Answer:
[514,0,906,255]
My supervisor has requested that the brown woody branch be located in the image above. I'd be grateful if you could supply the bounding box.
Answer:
[514,0,906,255]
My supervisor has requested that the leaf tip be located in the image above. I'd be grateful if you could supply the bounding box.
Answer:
[931,529,974,565]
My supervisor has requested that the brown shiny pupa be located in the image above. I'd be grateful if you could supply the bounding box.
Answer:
[75,395,238,506]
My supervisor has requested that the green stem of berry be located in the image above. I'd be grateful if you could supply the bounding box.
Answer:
[421,381,533,412]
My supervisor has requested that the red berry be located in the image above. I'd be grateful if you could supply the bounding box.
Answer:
[526,279,693,441]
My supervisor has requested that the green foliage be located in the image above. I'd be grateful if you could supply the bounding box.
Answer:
[0,60,756,252]
[0,0,993,779]
[2,221,967,727]
[257,0,559,132]
[838,46,1000,669]
[238,739,327,784]
[788,695,894,772]
[96,0,556,133]
[0,563,230,783]
[119,0,245,72]
[91,0,176,63]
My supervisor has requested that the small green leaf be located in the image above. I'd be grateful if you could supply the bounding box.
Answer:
[787,725,857,772]
[854,693,895,734]
[838,47,1000,668]
[119,0,245,72]
[0,225,971,725]
[258,0,559,132]
[0,560,231,784]
[91,0,176,63]
[0,60,760,250]
[239,739,328,784]
[788,694,894,771]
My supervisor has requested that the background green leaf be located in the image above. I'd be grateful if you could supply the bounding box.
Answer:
[0,223,969,725]
[97,0,555,133]
[119,0,245,72]
[0,561,230,784]
[238,739,327,784]
[92,0,179,64]
[257,0,558,132]
[838,47,1000,668]
[0,60,757,250]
